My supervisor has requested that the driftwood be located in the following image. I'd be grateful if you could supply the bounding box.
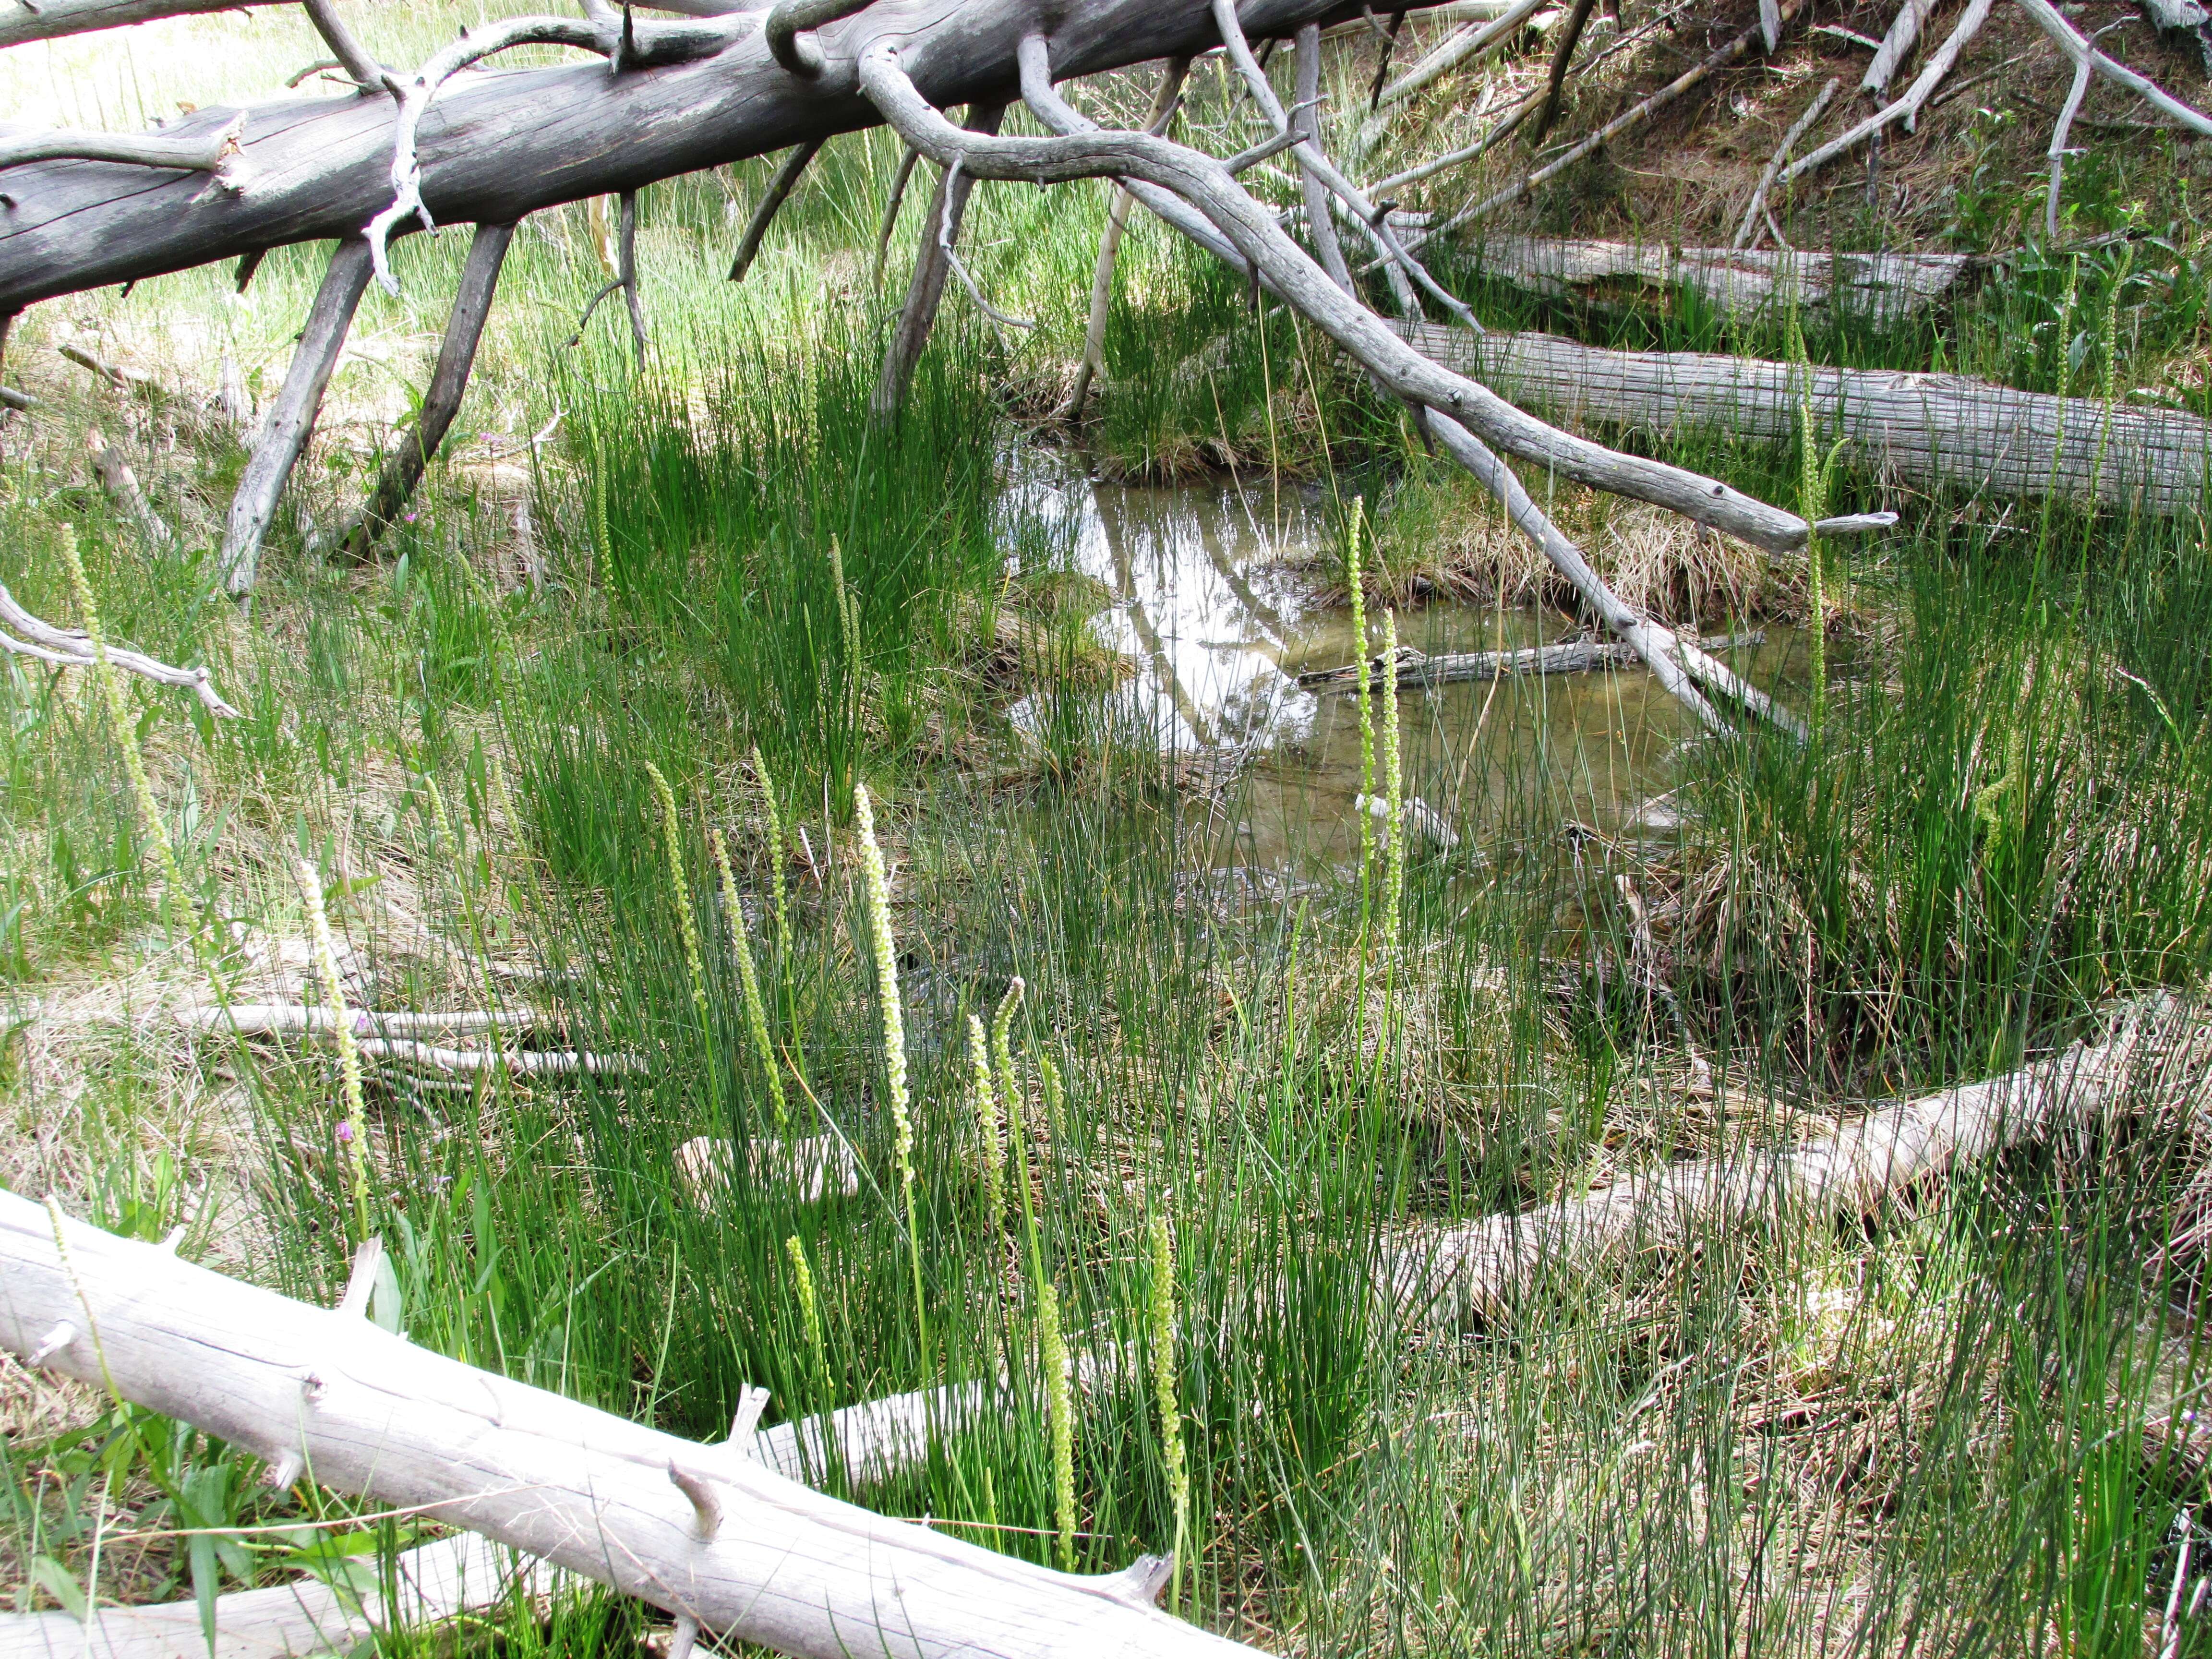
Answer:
[1466,235,1971,325]
[0,1190,1250,1659]
[1299,632,1764,689]
[1391,1007,2182,1324]
[0,578,240,716]
[1395,320,2212,513]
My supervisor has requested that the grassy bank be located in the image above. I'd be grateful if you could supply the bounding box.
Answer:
[6,3,2212,1654]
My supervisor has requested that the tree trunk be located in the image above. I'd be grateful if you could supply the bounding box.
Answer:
[1395,320,2212,513]
[0,0,1379,314]
[344,220,515,554]
[0,1189,1255,1659]
[218,238,373,596]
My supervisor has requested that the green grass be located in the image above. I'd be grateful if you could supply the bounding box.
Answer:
[5,10,2212,1656]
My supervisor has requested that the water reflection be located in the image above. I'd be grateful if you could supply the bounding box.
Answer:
[1011,463,1796,870]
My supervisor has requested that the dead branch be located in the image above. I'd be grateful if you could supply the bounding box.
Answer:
[1067,60,1189,420]
[1434,0,1805,238]
[1371,0,1550,109]
[0,1190,1248,1659]
[1527,0,1601,145]
[727,140,823,283]
[0,113,244,186]
[869,101,1005,425]
[1392,1004,2186,1324]
[1771,0,1993,192]
[617,190,649,362]
[2012,0,2212,137]
[84,428,174,545]
[0,578,240,717]
[1863,0,1937,96]
[347,220,516,552]
[219,238,374,596]
[2045,51,2094,238]
[179,1004,542,1038]
[1293,24,1355,294]
[0,0,292,48]
[870,144,921,291]
[1733,76,1841,249]
[301,0,386,91]
[1299,631,1764,689]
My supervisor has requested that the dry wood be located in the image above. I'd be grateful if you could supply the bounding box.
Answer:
[1733,77,1841,249]
[0,0,292,48]
[1299,631,1763,688]
[178,1004,541,1038]
[987,38,1810,557]
[1393,319,2212,513]
[1529,0,1602,144]
[219,238,374,597]
[1863,0,1938,96]
[870,145,922,291]
[675,1134,863,1206]
[0,1190,1250,1659]
[0,578,240,716]
[0,1533,561,1659]
[1469,234,1969,325]
[870,102,1006,425]
[1433,0,1804,237]
[1371,0,1551,109]
[2012,0,2212,137]
[84,428,174,545]
[1067,59,1190,419]
[1391,1007,2178,1323]
[346,220,516,553]
[1293,24,1354,294]
[1773,0,1992,190]
[616,190,649,363]
[0,114,244,184]
[301,0,385,91]
[728,140,824,283]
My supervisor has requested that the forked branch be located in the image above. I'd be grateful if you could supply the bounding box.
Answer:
[0,579,240,717]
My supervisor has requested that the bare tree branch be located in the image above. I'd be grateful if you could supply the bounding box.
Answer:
[0,579,240,716]
[1732,75,1840,248]
[727,139,823,283]
[220,237,374,596]
[344,220,516,554]
[870,101,1004,425]
[1067,56,1189,420]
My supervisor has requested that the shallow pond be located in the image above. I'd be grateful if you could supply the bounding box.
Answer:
[1013,465,1804,872]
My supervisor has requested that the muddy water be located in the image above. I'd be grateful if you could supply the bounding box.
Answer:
[1014,466,1801,871]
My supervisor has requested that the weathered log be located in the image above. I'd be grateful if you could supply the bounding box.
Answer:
[1392,1008,2176,1324]
[178,1004,541,1038]
[1466,234,1970,325]
[0,1189,1250,1659]
[345,220,516,554]
[1394,320,2212,513]
[1298,631,1764,688]
[0,1533,561,1659]
[870,102,1006,425]
[218,239,373,596]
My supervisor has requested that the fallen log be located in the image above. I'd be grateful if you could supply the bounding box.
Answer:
[177,1004,541,1038]
[1298,631,1764,689]
[1395,321,2212,513]
[0,1189,1253,1659]
[1391,1002,2189,1324]
[1465,235,1970,326]
[0,1532,562,1659]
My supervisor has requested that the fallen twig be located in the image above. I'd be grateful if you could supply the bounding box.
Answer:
[0,578,239,717]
